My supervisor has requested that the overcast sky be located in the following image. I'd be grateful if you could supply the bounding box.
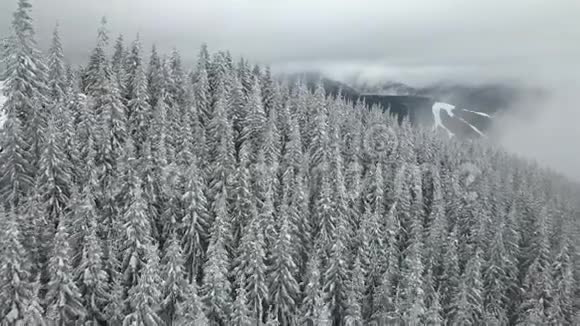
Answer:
[1,0,580,179]
[1,0,579,86]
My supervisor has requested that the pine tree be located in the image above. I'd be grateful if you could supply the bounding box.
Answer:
[344,255,365,326]
[125,37,151,156]
[180,156,210,284]
[83,17,109,95]
[399,199,426,326]
[231,145,255,250]
[206,86,235,213]
[47,23,67,103]
[123,243,163,326]
[2,0,49,166]
[175,283,209,326]
[517,209,553,325]
[0,207,45,325]
[121,176,155,288]
[483,222,509,324]
[423,268,443,326]
[201,188,232,324]
[308,81,329,174]
[195,46,212,128]
[233,185,267,323]
[230,276,254,326]
[450,247,484,325]
[160,233,187,324]
[241,77,267,155]
[45,218,86,324]
[0,108,34,206]
[269,201,300,325]
[0,0,50,206]
[548,234,574,324]
[38,113,72,227]
[146,44,163,108]
[111,34,127,93]
[300,254,329,326]
[440,228,460,321]
[74,186,109,324]
[322,140,350,324]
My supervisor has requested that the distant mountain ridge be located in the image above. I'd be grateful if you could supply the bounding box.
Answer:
[284,72,540,138]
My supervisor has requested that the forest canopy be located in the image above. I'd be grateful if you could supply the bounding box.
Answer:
[0,0,579,325]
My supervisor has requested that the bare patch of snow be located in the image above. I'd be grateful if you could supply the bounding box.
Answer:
[432,102,490,138]
[460,108,492,118]
[432,102,455,137]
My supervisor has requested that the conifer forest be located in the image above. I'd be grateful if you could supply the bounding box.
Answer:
[0,0,579,325]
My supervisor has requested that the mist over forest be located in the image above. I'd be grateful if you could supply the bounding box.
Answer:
[0,0,579,325]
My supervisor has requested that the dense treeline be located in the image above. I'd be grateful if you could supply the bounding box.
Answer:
[0,0,579,325]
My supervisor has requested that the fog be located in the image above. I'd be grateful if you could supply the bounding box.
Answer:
[1,0,579,179]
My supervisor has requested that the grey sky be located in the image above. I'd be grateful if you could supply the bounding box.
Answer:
[1,0,579,86]
[1,0,579,179]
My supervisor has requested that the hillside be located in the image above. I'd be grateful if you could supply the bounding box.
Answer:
[292,73,497,137]
[0,1,578,325]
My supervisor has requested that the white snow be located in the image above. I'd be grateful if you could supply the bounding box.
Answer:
[460,108,492,118]
[432,102,456,137]
[457,116,485,137]
[432,101,490,138]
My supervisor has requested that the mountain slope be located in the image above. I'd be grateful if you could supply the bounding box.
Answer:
[295,74,497,138]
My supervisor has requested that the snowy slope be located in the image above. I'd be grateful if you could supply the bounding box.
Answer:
[432,102,490,137]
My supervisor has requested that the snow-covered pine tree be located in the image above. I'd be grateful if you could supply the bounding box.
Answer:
[230,143,256,251]
[548,231,575,324]
[175,282,209,326]
[74,184,110,324]
[517,208,554,325]
[47,23,67,103]
[240,76,267,159]
[201,187,233,324]
[230,275,254,326]
[160,233,187,324]
[483,221,509,324]
[322,135,351,324]
[206,84,235,216]
[124,35,144,104]
[83,17,109,95]
[232,177,268,323]
[307,81,329,176]
[45,217,85,323]
[123,243,163,326]
[440,227,460,322]
[38,112,72,228]
[125,37,151,156]
[344,254,365,325]
[179,155,211,284]
[399,187,427,325]
[0,207,45,325]
[0,106,34,207]
[111,34,127,94]
[423,267,443,325]
[268,200,300,326]
[299,254,331,326]
[146,45,163,109]
[120,171,155,289]
[194,45,212,127]
[450,247,484,325]
[0,0,49,206]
